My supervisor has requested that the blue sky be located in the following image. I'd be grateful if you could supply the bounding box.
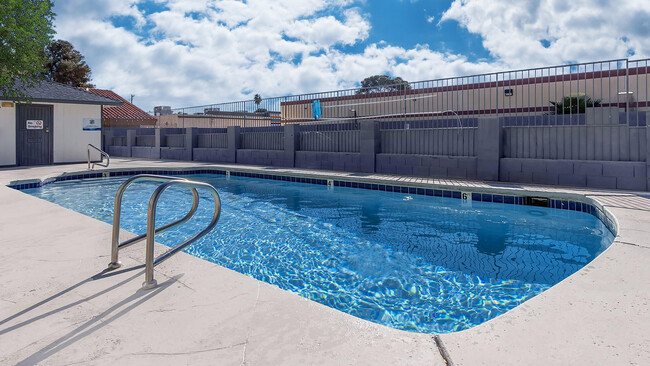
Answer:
[350,1,491,61]
[52,0,650,111]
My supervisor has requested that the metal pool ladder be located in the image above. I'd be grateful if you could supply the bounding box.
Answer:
[87,144,110,170]
[107,174,222,290]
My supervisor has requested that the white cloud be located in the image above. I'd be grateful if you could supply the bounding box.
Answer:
[440,0,650,66]
[52,0,650,111]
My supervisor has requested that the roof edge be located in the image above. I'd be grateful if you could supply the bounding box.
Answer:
[0,96,122,106]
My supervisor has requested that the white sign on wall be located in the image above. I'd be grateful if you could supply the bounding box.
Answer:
[83,118,101,131]
[26,120,44,129]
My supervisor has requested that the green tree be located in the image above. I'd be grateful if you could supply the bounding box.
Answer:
[44,39,94,87]
[0,0,55,97]
[550,95,601,114]
[357,75,411,94]
[253,93,267,113]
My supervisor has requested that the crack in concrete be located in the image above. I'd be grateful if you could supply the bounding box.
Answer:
[130,342,248,356]
[433,335,455,366]
[615,240,650,249]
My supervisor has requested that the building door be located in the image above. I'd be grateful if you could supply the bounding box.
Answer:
[16,104,54,166]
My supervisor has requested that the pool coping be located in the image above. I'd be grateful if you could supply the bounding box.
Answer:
[1,158,649,365]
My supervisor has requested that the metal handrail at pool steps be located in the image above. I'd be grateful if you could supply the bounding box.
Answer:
[107,174,221,289]
[87,144,110,170]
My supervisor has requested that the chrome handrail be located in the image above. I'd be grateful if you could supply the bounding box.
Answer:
[109,175,198,269]
[87,144,110,170]
[107,174,221,291]
[142,180,221,290]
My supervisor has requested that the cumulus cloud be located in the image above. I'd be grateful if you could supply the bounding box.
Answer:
[440,0,650,66]
[52,0,650,111]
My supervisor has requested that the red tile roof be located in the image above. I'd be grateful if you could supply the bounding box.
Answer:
[87,89,155,120]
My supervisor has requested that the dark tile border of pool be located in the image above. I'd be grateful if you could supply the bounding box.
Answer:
[7,168,617,235]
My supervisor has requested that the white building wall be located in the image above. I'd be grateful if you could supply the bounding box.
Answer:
[0,104,17,166]
[53,103,102,163]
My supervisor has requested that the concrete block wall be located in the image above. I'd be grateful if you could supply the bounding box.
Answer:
[131,146,161,159]
[102,114,648,191]
[476,118,502,181]
[295,152,361,172]
[646,124,650,190]
[500,158,647,190]
[192,148,233,163]
[376,154,478,179]
[107,146,130,157]
[237,150,292,167]
[160,147,191,161]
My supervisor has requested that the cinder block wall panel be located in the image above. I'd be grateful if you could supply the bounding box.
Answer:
[237,150,292,167]
[131,146,161,159]
[160,147,191,161]
[295,152,360,172]
[192,148,233,163]
[501,158,647,191]
[107,146,131,157]
[376,154,477,179]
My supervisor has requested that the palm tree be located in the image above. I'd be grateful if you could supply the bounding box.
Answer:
[253,93,267,113]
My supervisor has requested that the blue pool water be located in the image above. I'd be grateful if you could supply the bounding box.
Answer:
[23,175,614,333]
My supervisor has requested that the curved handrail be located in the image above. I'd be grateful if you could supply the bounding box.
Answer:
[87,144,110,170]
[109,174,199,269]
[143,179,222,289]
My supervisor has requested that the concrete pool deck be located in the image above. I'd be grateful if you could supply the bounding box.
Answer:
[0,158,648,365]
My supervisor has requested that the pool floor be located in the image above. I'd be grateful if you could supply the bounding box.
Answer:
[23,173,614,333]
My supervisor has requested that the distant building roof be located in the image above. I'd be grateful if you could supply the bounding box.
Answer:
[87,89,155,120]
[0,79,122,106]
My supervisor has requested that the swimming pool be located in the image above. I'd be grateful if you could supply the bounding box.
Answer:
[22,173,614,333]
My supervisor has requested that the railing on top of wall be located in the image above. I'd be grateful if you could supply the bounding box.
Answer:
[167,58,648,159]
[197,133,228,149]
[240,132,284,150]
[165,134,185,148]
[502,117,647,162]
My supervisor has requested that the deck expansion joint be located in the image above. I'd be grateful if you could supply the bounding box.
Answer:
[433,335,455,366]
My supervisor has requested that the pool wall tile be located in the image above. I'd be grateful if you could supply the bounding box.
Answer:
[7,167,616,234]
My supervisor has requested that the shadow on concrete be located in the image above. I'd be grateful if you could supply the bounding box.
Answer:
[0,265,145,333]
[14,274,181,366]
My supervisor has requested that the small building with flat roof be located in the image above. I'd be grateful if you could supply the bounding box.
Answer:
[0,80,121,166]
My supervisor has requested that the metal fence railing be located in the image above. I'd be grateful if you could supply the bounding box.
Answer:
[159,58,649,161]
[197,133,228,149]
[165,134,185,148]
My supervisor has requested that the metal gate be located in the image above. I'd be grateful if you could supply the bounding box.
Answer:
[16,104,53,165]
